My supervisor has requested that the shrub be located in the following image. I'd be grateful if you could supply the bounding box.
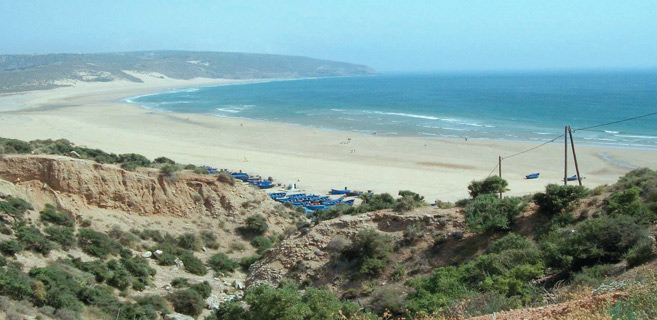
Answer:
[240,254,262,270]
[0,138,32,153]
[208,253,239,275]
[189,281,212,299]
[468,176,508,198]
[464,195,527,233]
[44,226,76,250]
[606,186,652,221]
[395,190,425,213]
[200,230,219,249]
[39,204,75,227]
[77,228,122,259]
[16,225,52,255]
[0,240,22,256]
[0,196,32,222]
[217,172,235,185]
[177,233,202,251]
[106,259,133,290]
[154,156,175,164]
[369,286,407,315]
[118,153,151,167]
[402,223,426,245]
[172,278,190,288]
[533,184,589,216]
[541,215,650,271]
[251,236,273,254]
[625,238,655,267]
[159,164,177,177]
[71,259,110,283]
[157,252,177,266]
[342,229,393,276]
[571,264,617,288]
[487,233,534,254]
[29,264,86,312]
[179,252,207,275]
[0,265,34,300]
[242,214,269,235]
[168,289,204,317]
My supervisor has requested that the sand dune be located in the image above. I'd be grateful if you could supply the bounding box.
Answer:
[1,74,655,202]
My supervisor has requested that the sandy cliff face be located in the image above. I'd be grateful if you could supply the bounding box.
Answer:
[0,155,272,218]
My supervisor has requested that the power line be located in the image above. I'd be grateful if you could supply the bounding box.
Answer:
[572,111,657,132]
[502,134,564,160]
[487,163,499,177]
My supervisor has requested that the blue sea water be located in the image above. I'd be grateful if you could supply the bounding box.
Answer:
[127,72,657,149]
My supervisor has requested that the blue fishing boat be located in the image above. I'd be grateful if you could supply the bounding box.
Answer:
[269,192,286,199]
[330,189,350,195]
[525,173,540,179]
[343,199,355,205]
[566,175,583,181]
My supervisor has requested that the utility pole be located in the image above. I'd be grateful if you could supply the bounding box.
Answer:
[498,156,502,199]
[564,126,568,185]
[568,126,583,186]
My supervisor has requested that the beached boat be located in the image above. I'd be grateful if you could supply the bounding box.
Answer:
[330,189,351,195]
[343,199,355,205]
[525,173,540,179]
[269,192,286,199]
[566,175,585,181]
[346,191,363,196]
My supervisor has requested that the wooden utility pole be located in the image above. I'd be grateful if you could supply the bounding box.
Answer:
[498,156,502,199]
[564,126,568,185]
[568,126,583,186]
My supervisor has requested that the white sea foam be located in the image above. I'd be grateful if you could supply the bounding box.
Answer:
[372,111,439,120]
[215,104,253,113]
[614,134,657,139]
[604,130,619,134]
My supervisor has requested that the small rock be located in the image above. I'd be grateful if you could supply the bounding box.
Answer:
[165,313,195,320]
[202,247,207,252]
[232,280,245,290]
[142,251,152,258]
[206,294,221,310]
[154,249,163,257]
[175,258,184,268]
[70,151,81,158]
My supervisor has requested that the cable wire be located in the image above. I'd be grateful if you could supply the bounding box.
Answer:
[572,111,657,132]
[502,134,564,160]
[487,163,499,177]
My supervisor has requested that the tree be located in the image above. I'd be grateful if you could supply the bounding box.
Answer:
[468,176,508,198]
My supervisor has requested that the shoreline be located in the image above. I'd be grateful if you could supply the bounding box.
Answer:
[121,75,657,152]
[1,74,656,202]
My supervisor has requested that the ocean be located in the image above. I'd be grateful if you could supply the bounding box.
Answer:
[126,72,657,149]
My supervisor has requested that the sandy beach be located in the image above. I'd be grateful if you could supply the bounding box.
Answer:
[1,73,655,202]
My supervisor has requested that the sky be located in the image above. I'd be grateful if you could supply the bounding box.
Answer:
[1,0,656,72]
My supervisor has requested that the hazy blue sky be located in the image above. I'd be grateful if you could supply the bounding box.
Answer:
[1,0,656,71]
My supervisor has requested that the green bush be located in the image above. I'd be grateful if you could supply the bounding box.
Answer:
[464,195,527,233]
[0,265,34,300]
[44,226,76,250]
[118,153,151,166]
[208,253,240,275]
[342,229,393,276]
[180,252,207,275]
[77,228,122,259]
[189,281,212,299]
[159,163,177,177]
[395,190,425,213]
[240,254,263,270]
[39,204,75,227]
[71,259,110,283]
[533,184,589,216]
[0,196,32,222]
[106,259,133,290]
[468,176,508,198]
[625,239,655,267]
[571,264,617,288]
[171,277,190,288]
[540,215,650,271]
[486,233,534,254]
[402,223,426,245]
[242,214,269,235]
[168,289,205,317]
[154,156,175,164]
[16,225,52,255]
[177,233,202,251]
[157,252,177,266]
[29,264,86,312]
[0,138,32,153]
[200,230,220,249]
[0,240,23,256]
[251,236,273,254]
[606,186,653,222]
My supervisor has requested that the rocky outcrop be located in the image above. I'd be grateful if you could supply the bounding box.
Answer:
[0,155,272,218]
[246,208,463,288]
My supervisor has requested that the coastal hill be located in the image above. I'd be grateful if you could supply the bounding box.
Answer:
[0,51,376,93]
[0,137,656,319]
